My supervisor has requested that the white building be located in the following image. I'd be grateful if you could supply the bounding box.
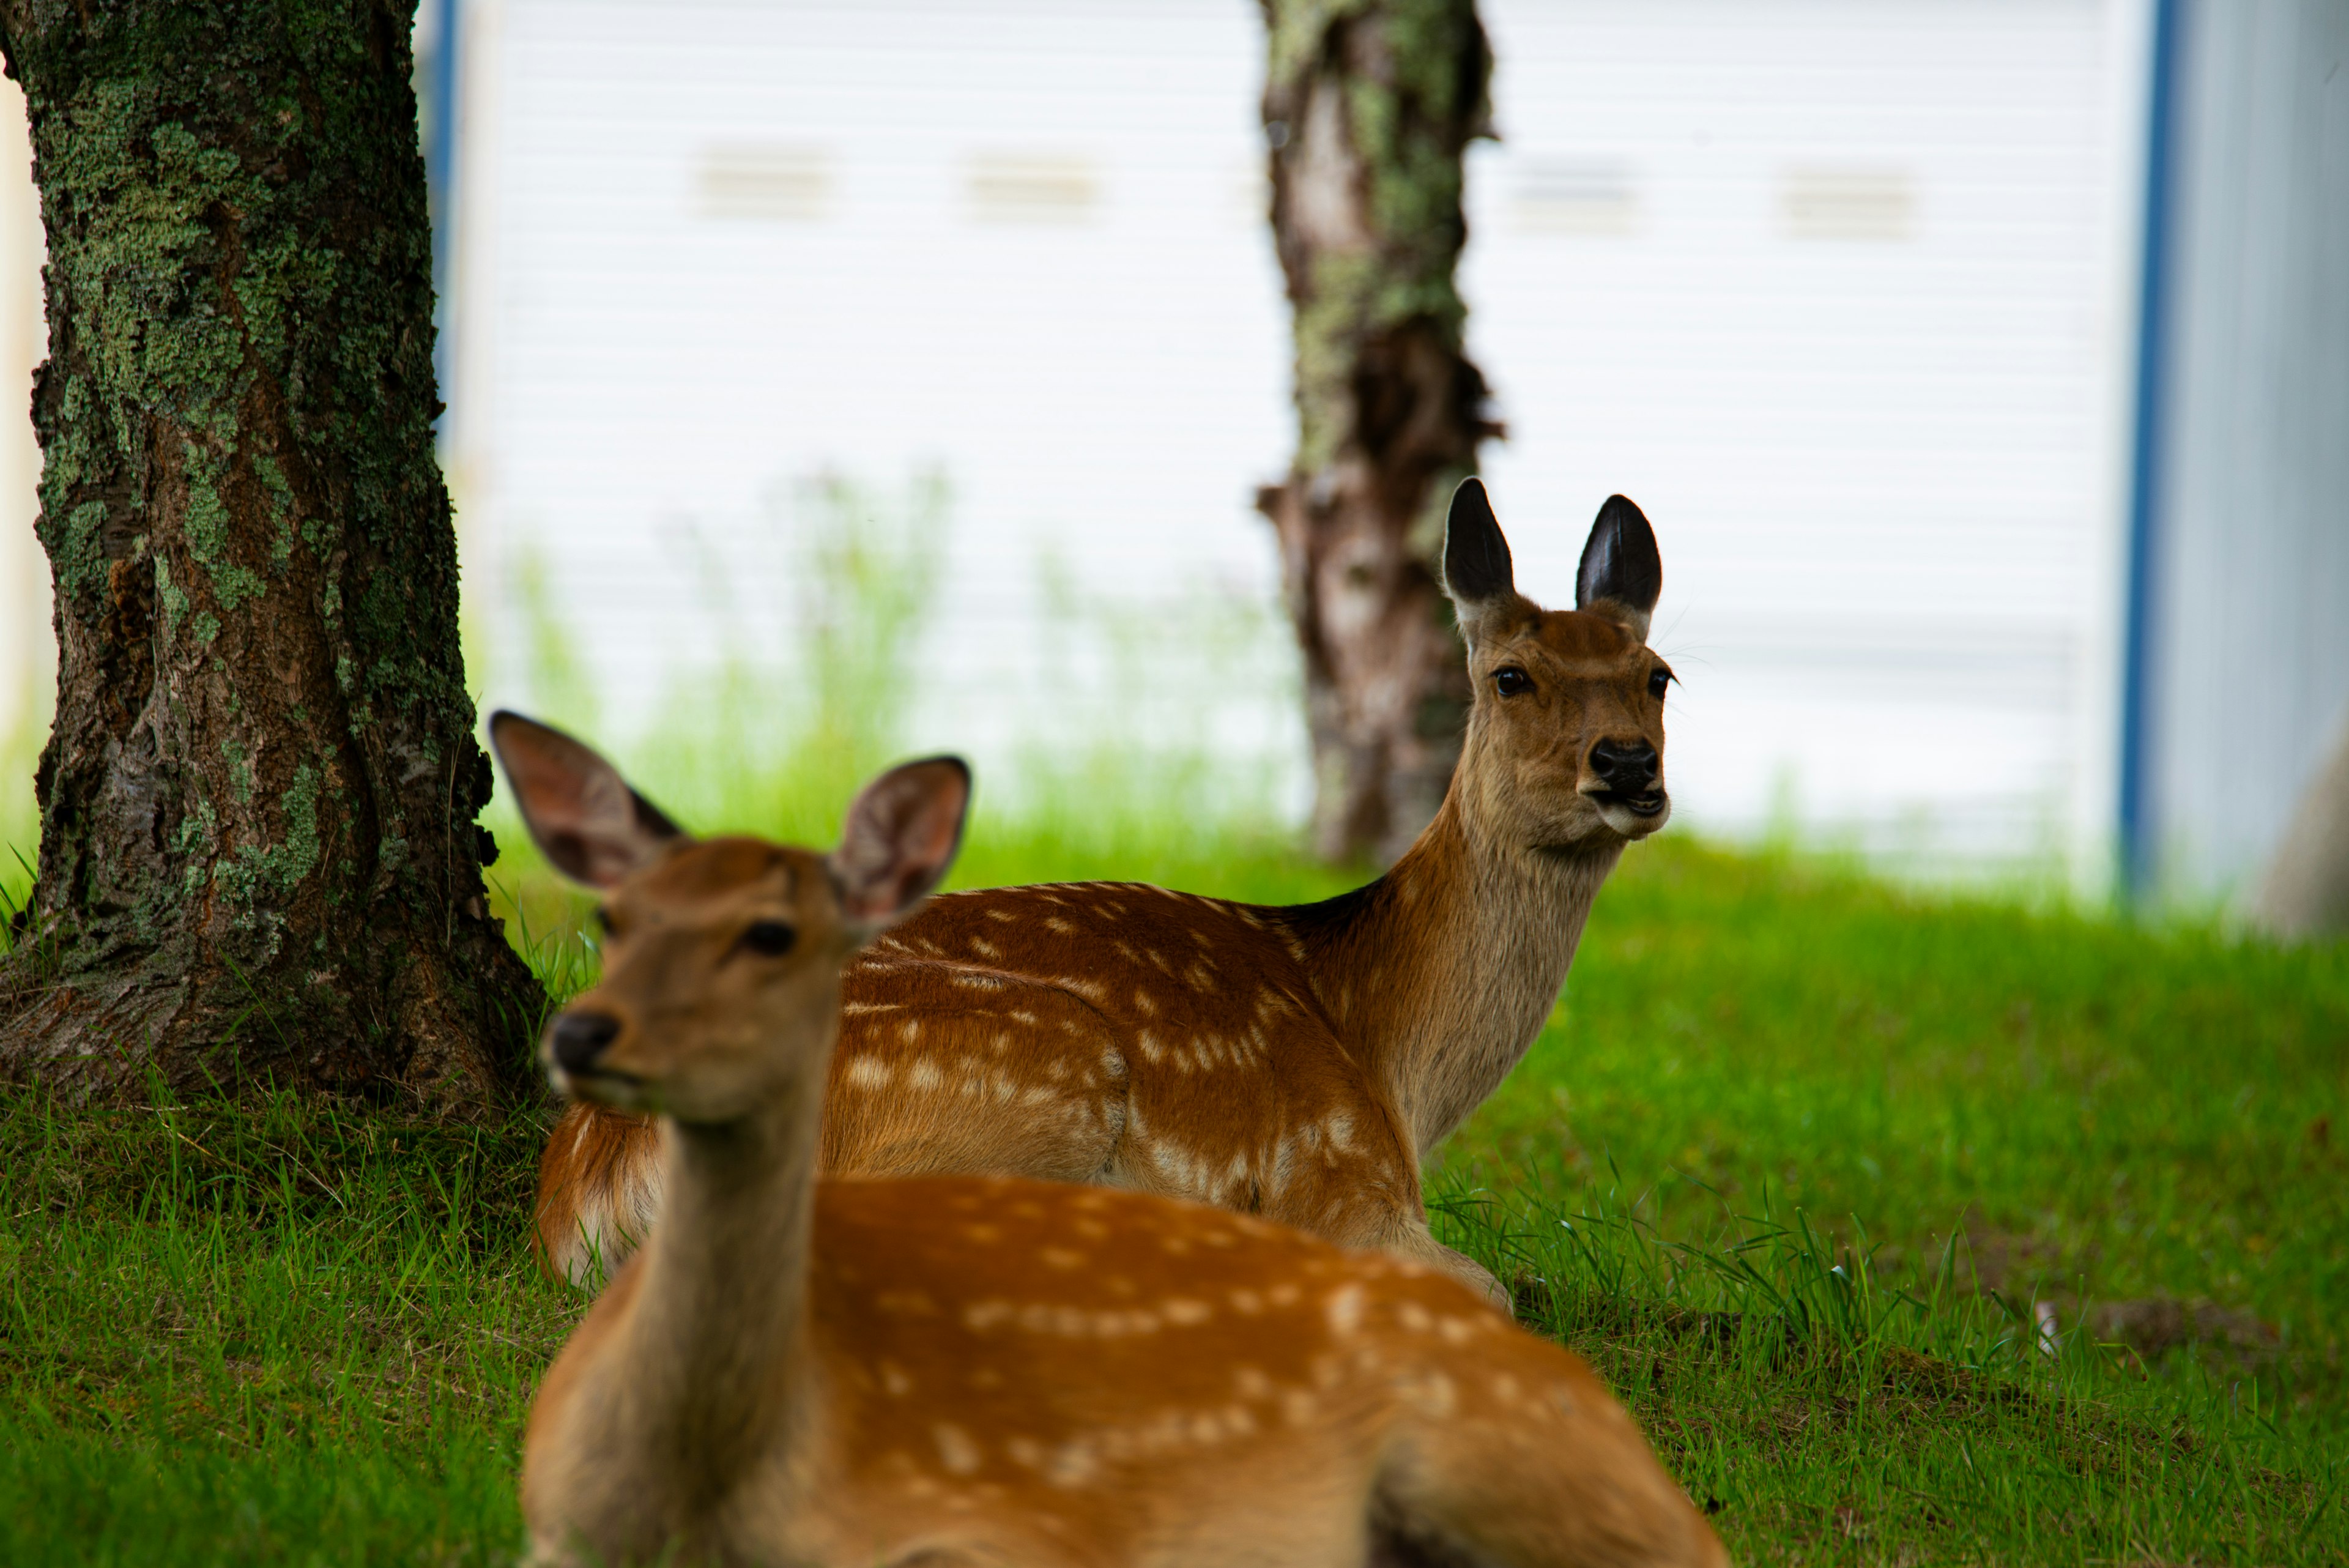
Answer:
[4,0,2343,902]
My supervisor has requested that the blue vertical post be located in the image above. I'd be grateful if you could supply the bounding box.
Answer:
[426,0,460,435]
[2118,0,2182,904]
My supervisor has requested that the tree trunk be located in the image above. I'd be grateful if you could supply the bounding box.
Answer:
[1258,0,1499,865]
[0,1,543,1117]
[2251,716,2349,939]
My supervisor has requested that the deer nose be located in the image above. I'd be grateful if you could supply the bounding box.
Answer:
[1587,738,1659,791]
[550,1011,622,1074]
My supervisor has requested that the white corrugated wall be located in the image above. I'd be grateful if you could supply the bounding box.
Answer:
[450,0,2148,864]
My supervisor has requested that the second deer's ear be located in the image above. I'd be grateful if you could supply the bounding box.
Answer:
[1442,477,1532,643]
[1575,494,1663,643]
[829,757,971,934]
[488,712,685,890]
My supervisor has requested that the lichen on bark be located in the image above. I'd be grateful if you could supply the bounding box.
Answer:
[1258,0,1500,864]
[0,0,543,1116]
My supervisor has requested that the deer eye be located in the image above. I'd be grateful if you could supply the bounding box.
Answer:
[1493,667,1533,697]
[1647,666,1673,699]
[740,920,797,958]
[591,907,614,937]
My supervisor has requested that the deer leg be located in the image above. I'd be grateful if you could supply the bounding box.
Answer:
[1272,1177,1510,1310]
[1377,1214,1508,1310]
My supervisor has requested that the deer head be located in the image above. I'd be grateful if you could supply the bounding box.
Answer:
[1441,479,1673,849]
[489,712,970,1125]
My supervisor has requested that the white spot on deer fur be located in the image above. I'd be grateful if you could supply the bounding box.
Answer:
[1323,1111,1356,1151]
[1267,1283,1302,1308]
[1229,1288,1264,1315]
[899,1019,923,1044]
[970,937,1003,959]
[1283,1389,1319,1425]
[1324,1285,1366,1337]
[963,1222,1002,1244]
[952,973,1006,992]
[1039,1247,1086,1271]
[1020,1303,1094,1337]
[909,1059,943,1091]
[932,1424,982,1476]
[842,1057,892,1091]
[1408,1373,1458,1418]
[1184,962,1216,992]
[1135,1030,1164,1064]
[1398,1302,1433,1333]
[1133,990,1158,1017]
[964,1299,1012,1331]
[879,1361,913,1397]
[841,1000,900,1016]
[1233,1365,1272,1400]
[1010,1009,1038,1025]
[985,908,1017,923]
[1045,1440,1099,1487]
[1045,916,1077,935]
[1162,1298,1211,1326]
[1491,1373,1523,1405]
[1439,1315,1480,1345]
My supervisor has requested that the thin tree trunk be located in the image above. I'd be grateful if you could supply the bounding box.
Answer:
[2251,716,2349,938]
[1258,0,1499,865]
[0,1,542,1117]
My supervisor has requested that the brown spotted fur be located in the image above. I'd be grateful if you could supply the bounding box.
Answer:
[521,819,1724,1568]
[538,515,1675,1304]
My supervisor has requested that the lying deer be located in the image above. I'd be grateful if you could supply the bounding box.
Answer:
[512,479,1674,1303]
[516,754,1726,1567]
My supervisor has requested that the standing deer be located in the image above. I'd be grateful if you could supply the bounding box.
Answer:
[515,754,1726,1567]
[514,479,1674,1304]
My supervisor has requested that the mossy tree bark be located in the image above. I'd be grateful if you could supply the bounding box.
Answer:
[0,1,543,1117]
[1258,0,1499,865]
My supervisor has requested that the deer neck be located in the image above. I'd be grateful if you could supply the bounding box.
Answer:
[1296,793,1621,1155]
[606,1061,826,1513]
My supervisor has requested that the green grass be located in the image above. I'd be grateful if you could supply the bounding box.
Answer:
[1,824,2343,1564]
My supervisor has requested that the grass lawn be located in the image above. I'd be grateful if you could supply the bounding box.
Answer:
[1,827,2343,1564]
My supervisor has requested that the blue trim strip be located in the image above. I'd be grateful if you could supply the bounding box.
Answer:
[427,0,461,426]
[2118,0,2183,901]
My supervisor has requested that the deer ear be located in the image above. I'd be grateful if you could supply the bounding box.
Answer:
[489,711,685,890]
[1442,477,1532,644]
[1575,494,1663,643]
[829,757,971,933]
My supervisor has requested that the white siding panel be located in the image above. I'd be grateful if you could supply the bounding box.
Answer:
[459,0,2137,862]
[1465,0,2132,864]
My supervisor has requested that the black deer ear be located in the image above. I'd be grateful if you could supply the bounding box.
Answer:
[1442,477,1514,606]
[1575,494,1663,642]
[489,711,685,890]
[1443,477,1535,647]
